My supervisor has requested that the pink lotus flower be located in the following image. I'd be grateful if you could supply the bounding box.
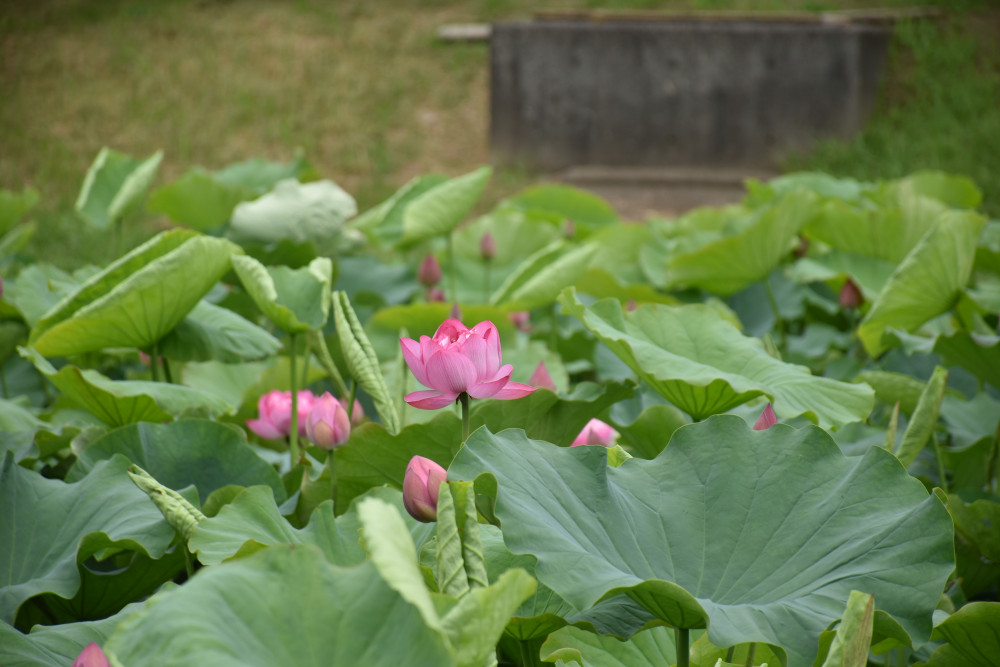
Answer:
[480,232,497,261]
[73,643,110,667]
[403,455,448,522]
[529,361,557,391]
[753,404,777,430]
[571,418,618,447]
[306,392,352,450]
[401,319,535,410]
[246,390,316,440]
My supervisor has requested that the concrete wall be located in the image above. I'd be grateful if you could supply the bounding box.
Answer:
[490,18,891,170]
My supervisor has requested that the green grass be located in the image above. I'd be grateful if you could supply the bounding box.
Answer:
[1,1,998,268]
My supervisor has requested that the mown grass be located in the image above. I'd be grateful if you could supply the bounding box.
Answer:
[1,0,998,268]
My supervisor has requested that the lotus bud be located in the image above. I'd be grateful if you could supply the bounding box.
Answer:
[0,275,4,300]
[480,232,496,261]
[626,298,637,312]
[529,361,557,391]
[427,286,446,302]
[340,396,366,427]
[571,419,618,447]
[509,310,531,332]
[753,404,777,430]
[306,392,352,450]
[403,455,448,522]
[839,279,863,309]
[449,301,462,321]
[73,643,110,667]
[418,254,442,287]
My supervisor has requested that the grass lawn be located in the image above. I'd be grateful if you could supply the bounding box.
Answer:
[2,0,998,267]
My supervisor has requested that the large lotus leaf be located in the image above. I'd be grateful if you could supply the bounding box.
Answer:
[189,485,433,566]
[157,299,282,362]
[662,189,815,295]
[786,251,897,301]
[333,383,634,511]
[4,263,83,328]
[30,231,242,356]
[0,185,39,234]
[934,333,1000,391]
[400,166,491,247]
[214,153,314,194]
[104,544,457,666]
[857,209,985,357]
[492,242,598,311]
[540,625,677,667]
[937,491,1000,598]
[67,420,285,504]
[448,419,954,667]
[503,184,619,228]
[922,602,1000,667]
[229,178,357,246]
[231,255,332,333]
[0,601,141,667]
[352,174,447,246]
[20,347,234,426]
[148,167,250,230]
[75,147,163,229]
[901,171,982,210]
[0,453,176,624]
[561,289,873,427]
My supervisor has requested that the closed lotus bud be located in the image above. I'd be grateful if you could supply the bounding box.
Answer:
[418,254,442,287]
[839,279,863,309]
[508,310,531,332]
[403,456,448,522]
[571,419,618,447]
[449,301,462,321]
[339,397,366,428]
[753,404,777,430]
[480,232,496,261]
[626,298,637,312]
[305,392,352,450]
[529,360,557,391]
[427,286,446,302]
[73,643,110,667]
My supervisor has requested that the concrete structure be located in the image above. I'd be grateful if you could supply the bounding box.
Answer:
[490,16,892,171]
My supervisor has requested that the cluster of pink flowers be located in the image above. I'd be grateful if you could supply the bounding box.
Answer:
[246,389,363,450]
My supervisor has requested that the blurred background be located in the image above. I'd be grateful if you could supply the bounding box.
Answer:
[2,0,998,268]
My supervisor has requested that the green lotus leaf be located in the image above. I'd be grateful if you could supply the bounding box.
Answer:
[857,209,985,357]
[105,544,457,666]
[189,485,432,566]
[0,601,142,667]
[148,167,250,230]
[934,332,1000,391]
[503,184,619,229]
[3,263,82,328]
[894,366,947,468]
[158,299,282,363]
[786,251,897,300]
[20,347,234,427]
[231,254,332,333]
[75,147,163,229]
[561,288,873,427]
[213,153,314,194]
[0,453,176,624]
[662,189,815,295]
[448,419,954,667]
[540,625,677,667]
[29,230,242,356]
[923,602,1000,667]
[352,174,446,246]
[492,242,598,311]
[229,178,357,247]
[820,591,875,667]
[67,420,285,504]
[0,186,39,234]
[400,166,491,247]
[900,171,982,209]
[937,491,1000,599]
[334,382,634,511]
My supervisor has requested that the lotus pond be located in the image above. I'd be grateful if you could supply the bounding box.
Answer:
[1,151,998,666]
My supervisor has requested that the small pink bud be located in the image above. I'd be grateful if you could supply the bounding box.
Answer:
[306,392,352,450]
[839,279,863,309]
[427,286,446,302]
[480,232,496,261]
[449,302,462,321]
[753,404,777,430]
[403,456,448,522]
[339,397,366,427]
[418,254,442,287]
[529,361,557,391]
[508,311,531,332]
[73,643,110,667]
[571,419,618,447]
[626,298,637,312]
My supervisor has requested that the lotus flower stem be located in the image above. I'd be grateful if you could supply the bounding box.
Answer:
[744,643,756,667]
[460,392,470,442]
[328,451,338,514]
[162,358,173,384]
[484,261,491,303]
[447,232,458,303]
[150,342,161,383]
[725,647,735,662]
[308,330,350,398]
[763,279,785,349]
[0,367,7,398]
[674,628,689,667]
[183,545,194,579]
[931,435,949,494]
[289,332,301,468]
